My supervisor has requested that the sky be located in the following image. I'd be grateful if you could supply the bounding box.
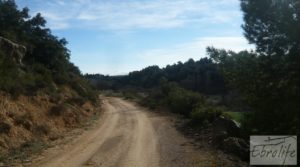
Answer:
[15,0,254,75]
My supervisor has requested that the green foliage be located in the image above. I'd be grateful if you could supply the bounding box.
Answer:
[206,0,300,135]
[163,82,204,116]
[142,80,206,116]
[208,47,300,135]
[140,88,163,109]
[241,0,300,57]
[0,0,97,103]
[127,66,162,88]
[122,90,138,100]
[0,51,42,96]
[0,51,21,94]
[223,112,244,123]
[141,80,226,126]
[66,97,86,106]
[69,77,98,104]
[207,48,260,98]
[2,139,46,162]
[241,0,300,135]
[86,57,227,95]
[191,105,223,125]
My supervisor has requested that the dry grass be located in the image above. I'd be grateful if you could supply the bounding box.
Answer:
[0,89,100,164]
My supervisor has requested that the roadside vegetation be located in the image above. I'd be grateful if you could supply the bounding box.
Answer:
[0,0,99,164]
[88,0,300,137]
[140,80,226,125]
[0,0,97,102]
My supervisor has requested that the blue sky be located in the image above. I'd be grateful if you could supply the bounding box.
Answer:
[16,0,253,75]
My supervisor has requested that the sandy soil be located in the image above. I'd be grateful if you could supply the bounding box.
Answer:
[28,97,236,167]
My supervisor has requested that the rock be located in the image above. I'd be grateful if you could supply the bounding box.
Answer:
[212,116,240,137]
[0,36,26,65]
[221,137,249,161]
[213,130,228,145]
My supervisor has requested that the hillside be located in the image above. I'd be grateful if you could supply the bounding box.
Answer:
[0,0,99,162]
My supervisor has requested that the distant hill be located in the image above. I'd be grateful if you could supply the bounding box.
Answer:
[86,58,227,95]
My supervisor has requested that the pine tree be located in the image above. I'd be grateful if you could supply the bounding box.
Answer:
[240,0,300,134]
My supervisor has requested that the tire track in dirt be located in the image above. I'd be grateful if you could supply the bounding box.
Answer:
[31,98,159,167]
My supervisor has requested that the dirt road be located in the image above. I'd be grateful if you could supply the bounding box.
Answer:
[30,97,223,167]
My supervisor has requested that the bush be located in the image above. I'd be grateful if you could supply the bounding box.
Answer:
[69,77,98,104]
[223,111,244,123]
[164,83,204,116]
[49,104,68,116]
[140,88,163,109]
[143,98,159,109]
[34,124,50,136]
[53,72,69,85]
[0,1,98,103]
[141,81,225,126]
[122,90,137,99]
[14,113,33,130]
[190,105,223,125]
[141,82,205,116]
[8,139,46,161]
[66,97,86,106]
[0,51,23,96]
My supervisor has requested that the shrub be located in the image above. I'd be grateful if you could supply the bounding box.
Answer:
[0,0,99,105]
[34,124,50,136]
[140,88,163,109]
[49,91,62,103]
[122,90,137,99]
[10,139,46,161]
[190,105,223,125]
[0,51,23,96]
[165,84,204,116]
[66,97,86,106]
[14,113,33,130]
[223,111,244,123]
[69,77,98,104]
[53,72,69,85]
[144,98,159,109]
[49,104,67,116]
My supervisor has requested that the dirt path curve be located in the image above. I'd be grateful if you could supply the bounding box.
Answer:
[30,97,216,167]
[31,97,159,167]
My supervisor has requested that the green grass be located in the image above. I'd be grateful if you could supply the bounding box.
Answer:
[224,111,244,123]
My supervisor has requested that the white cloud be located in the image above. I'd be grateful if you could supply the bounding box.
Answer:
[89,36,254,75]
[72,36,253,75]
[28,0,242,30]
[36,11,71,29]
[136,36,254,67]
